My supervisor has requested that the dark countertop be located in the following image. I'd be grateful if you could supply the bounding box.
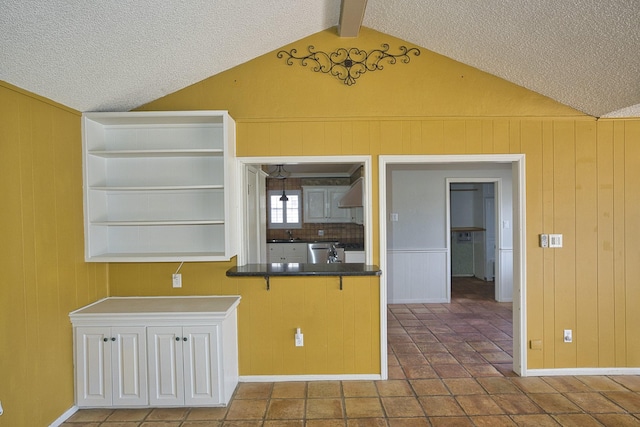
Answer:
[227,263,381,277]
[266,240,365,251]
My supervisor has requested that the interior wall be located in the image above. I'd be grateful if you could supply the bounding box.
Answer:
[0,82,109,426]
[386,164,512,303]
[128,26,640,373]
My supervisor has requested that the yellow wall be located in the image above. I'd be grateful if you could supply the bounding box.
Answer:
[2,24,639,426]
[133,27,640,372]
[0,82,109,426]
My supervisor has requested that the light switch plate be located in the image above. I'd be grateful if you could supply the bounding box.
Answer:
[549,234,563,248]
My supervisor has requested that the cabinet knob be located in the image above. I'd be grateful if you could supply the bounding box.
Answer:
[103,337,108,342]
[111,337,116,341]
[183,337,187,341]
[175,337,181,341]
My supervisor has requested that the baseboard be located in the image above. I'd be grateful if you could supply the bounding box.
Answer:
[388,298,448,304]
[526,367,640,377]
[239,374,382,382]
[49,405,78,427]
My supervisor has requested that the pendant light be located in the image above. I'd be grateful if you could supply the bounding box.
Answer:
[269,165,290,202]
[280,178,289,202]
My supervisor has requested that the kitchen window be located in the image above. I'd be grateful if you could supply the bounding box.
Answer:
[268,190,302,229]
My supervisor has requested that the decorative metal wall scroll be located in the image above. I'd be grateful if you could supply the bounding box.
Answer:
[277,44,420,86]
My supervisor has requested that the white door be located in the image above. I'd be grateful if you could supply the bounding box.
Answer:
[245,166,267,263]
[183,326,220,406]
[111,327,147,406]
[484,197,496,281]
[147,326,184,406]
[75,326,112,407]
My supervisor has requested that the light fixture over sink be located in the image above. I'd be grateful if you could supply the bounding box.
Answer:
[269,165,290,202]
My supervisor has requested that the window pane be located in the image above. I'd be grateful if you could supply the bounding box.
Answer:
[286,195,299,223]
[270,195,284,223]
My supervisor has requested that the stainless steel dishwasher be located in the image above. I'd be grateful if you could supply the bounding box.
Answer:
[307,242,344,263]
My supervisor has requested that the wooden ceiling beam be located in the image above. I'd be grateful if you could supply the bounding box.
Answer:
[338,0,368,37]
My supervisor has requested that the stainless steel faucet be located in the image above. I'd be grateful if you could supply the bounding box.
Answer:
[286,230,293,240]
[328,243,340,263]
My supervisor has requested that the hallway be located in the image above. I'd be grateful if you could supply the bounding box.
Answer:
[63,278,640,426]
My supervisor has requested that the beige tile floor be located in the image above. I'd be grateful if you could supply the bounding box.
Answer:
[63,278,640,426]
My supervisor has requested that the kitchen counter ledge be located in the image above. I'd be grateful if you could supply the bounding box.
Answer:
[226,263,381,290]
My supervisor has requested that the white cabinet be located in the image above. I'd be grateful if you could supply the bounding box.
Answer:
[82,111,236,262]
[302,186,351,223]
[70,296,240,408]
[147,326,220,406]
[345,251,366,263]
[74,326,147,407]
[267,243,308,263]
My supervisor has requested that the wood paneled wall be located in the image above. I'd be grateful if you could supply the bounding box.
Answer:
[0,82,109,426]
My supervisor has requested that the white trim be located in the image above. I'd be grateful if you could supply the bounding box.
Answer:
[379,154,527,377]
[49,406,78,427]
[527,368,640,377]
[240,374,382,382]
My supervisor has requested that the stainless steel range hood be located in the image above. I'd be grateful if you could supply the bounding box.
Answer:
[338,177,363,207]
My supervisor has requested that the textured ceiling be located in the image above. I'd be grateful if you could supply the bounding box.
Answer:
[2,0,639,117]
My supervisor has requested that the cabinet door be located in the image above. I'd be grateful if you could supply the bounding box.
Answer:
[327,188,350,222]
[183,326,220,406]
[303,188,328,222]
[267,244,284,262]
[75,327,112,407]
[282,243,308,263]
[111,327,148,406]
[147,326,184,406]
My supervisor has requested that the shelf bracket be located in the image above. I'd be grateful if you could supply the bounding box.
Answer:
[264,276,270,291]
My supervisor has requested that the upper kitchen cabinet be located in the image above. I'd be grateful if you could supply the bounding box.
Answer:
[302,186,351,223]
[82,111,237,262]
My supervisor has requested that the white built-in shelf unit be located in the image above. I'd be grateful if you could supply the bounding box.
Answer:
[82,111,236,262]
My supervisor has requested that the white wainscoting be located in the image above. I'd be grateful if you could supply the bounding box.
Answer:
[388,249,448,304]
[497,248,513,302]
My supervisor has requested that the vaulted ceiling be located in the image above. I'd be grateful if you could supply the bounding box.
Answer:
[2,0,639,117]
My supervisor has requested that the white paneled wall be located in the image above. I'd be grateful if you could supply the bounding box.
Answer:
[388,250,448,303]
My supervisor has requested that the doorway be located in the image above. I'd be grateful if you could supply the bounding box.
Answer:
[379,154,526,378]
[447,179,510,303]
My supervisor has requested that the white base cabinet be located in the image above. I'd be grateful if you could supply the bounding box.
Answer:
[267,242,308,263]
[74,326,147,407]
[70,296,240,408]
[147,326,220,406]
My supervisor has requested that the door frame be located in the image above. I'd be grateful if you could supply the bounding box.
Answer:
[379,154,527,377]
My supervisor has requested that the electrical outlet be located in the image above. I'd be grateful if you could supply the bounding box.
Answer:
[295,328,304,347]
[563,329,572,343]
[172,273,182,288]
[318,230,324,236]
